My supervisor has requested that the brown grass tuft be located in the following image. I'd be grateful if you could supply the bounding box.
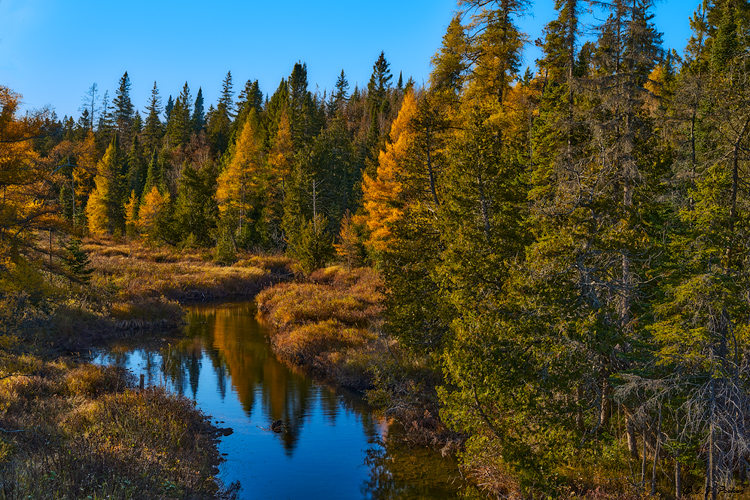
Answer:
[257,266,384,389]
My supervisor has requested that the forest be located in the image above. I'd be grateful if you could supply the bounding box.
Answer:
[2,0,750,497]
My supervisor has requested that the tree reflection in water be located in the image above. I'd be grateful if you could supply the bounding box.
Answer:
[96,302,469,499]
[362,422,483,500]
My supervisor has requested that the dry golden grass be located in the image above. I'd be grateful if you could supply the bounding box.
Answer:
[38,237,294,349]
[0,238,260,499]
[257,266,385,389]
[86,238,281,303]
[0,355,233,499]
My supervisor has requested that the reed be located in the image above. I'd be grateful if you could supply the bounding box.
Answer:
[257,266,384,389]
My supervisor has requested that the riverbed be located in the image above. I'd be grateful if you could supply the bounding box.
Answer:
[94,301,478,500]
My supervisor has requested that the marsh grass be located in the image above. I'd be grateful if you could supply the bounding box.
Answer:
[256,265,462,447]
[32,238,294,350]
[0,238,290,499]
[85,238,290,304]
[257,266,384,389]
[0,356,233,500]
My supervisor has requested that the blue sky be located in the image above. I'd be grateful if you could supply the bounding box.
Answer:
[1,0,700,120]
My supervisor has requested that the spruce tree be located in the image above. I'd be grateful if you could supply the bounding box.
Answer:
[166,83,192,147]
[143,82,163,155]
[192,87,205,132]
[113,71,134,141]
[208,71,235,157]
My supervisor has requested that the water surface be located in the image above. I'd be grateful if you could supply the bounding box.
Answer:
[95,302,475,500]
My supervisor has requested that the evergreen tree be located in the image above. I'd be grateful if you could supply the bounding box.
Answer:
[113,71,134,140]
[192,87,206,132]
[366,51,394,150]
[166,82,193,147]
[208,71,235,157]
[164,95,175,123]
[330,69,349,116]
[174,161,218,247]
[126,134,147,200]
[143,82,164,155]
[236,79,263,128]
[288,62,318,148]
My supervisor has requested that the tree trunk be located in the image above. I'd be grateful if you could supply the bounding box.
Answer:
[651,406,662,496]
[627,415,639,461]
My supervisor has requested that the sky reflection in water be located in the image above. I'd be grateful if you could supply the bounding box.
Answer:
[95,302,470,500]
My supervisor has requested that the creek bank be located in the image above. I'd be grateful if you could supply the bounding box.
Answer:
[255,265,464,451]
[0,241,294,499]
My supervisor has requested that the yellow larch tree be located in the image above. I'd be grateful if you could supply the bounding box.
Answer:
[357,89,418,253]
[85,138,123,236]
[215,110,265,237]
[0,86,62,299]
[137,186,169,242]
[268,109,294,192]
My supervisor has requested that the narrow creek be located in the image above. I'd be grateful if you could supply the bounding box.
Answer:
[94,301,479,500]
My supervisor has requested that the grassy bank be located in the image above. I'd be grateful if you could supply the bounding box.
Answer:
[0,238,293,499]
[0,340,235,499]
[257,266,385,390]
[256,265,460,450]
[43,238,292,351]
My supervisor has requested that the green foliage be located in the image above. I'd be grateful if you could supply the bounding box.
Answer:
[174,162,218,247]
[62,238,93,285]
[290,213,334,275]
[213,226,237,266]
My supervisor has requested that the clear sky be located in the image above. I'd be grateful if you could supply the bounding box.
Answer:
[0,0,700,121]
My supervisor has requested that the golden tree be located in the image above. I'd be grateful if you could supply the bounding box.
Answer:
[357,90,418,252]
[0,86,63,298]
[215,111,265,239]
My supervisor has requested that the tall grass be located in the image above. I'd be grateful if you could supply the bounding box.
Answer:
[0,356,235,499]
[35,238,294,350]
[257,266,385,389]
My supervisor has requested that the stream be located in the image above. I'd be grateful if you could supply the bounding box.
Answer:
[94,301,479,500]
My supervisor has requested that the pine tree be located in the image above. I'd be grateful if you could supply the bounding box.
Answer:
[166,82,193,147]
[192,87,205,132]
[236,79,263,128]
[124,189,139,239]
[126,134,147,199]
[174,161,218,247]
[164,95,174,124]
[113,71,134,141]
[208,71,234,157]
[330,69,349,116]
[143,82,164,155]
[288,62,317,148]
[366,51,394,150]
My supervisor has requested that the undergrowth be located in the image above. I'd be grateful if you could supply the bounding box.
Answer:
[257,265,385,390]
[0,349,236,500]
